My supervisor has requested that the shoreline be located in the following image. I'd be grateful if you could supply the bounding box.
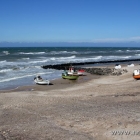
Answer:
[0,72,100,93]
[1,61,139,93]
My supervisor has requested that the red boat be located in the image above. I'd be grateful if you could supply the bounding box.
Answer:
[133,75,140,80]
[78,69,85,72]
[133,69,140,80]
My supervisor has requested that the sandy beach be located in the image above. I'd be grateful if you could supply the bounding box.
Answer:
[0,64,140,140]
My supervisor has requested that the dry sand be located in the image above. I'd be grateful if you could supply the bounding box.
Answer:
[0,65,140,140]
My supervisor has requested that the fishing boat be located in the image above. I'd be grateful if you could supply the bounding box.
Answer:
[34,75,50,85]
[67,67,85,76]
[62,73,79,80]
[133,69,140,80]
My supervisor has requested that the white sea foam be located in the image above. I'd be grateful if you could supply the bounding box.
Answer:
[0,61,25,67]
[50,58,56,61]
[22,58,30,60]
[75,56,102,61]
[34,66,42,69]
[91,56,102,59]
[50,51,78,55]
[121,56,131,59]
[19,52,46,55]
[50,55,76,61]
[59,55,76,59]
[116,50,123,52]
[107,55,131,59]
[135,54,140,56]
[0,69,13,73]
[0,74,36,83]
[0,72,53,83]
[0,60,7,63]
[135,50,140,52]
[3,51,10,55]
[125,50,140,53]
[54,56,102,63]
[28,59,48,64]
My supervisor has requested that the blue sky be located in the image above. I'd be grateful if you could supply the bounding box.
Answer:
[0,0,140,46]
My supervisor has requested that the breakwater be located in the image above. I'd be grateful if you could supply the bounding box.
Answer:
[42,59,130,75]
[42,58,140,70]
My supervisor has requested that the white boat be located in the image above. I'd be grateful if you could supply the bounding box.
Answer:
[127,63,134,67]
[115,64,121,69]
[34,75,50,85]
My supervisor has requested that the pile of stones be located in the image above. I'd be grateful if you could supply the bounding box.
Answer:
[75,67,128,76]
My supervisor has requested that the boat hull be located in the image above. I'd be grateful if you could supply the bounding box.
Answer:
[67,71,84,76]
[62,74,79,80]
[133,75,140,80]
[34,79,50,85]
[77,71,85,76]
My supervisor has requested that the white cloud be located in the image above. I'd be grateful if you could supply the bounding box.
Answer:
[91,36,140,43]
[129,36,140,41]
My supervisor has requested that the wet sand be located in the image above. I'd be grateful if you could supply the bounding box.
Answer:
[0,73,99,93]
[0,64,140,140]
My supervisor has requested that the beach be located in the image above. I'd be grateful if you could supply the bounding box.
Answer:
[0,64,140,140]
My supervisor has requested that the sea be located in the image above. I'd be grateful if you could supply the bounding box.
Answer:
[0,47,140,90]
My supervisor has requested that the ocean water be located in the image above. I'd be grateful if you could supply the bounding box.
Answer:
[0,47,140,90]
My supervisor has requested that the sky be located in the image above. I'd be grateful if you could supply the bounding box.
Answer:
[0,0,140,47]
